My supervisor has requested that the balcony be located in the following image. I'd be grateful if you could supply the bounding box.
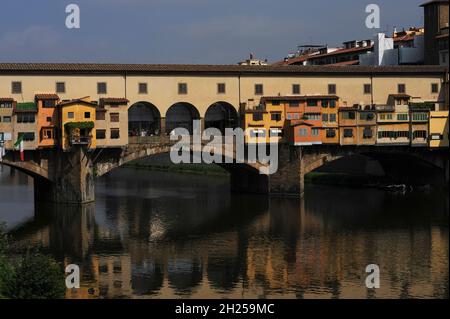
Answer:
[70,136,92,145]
[376,105,395,112]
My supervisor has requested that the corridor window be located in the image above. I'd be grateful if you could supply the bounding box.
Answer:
[271,113,281,121]
[97,82,107,94]
[178,83,188,95]
[84,112,91,119]
[56,82,66,93]
[12,82,22,94]
[364,84,372,94]
[289,101,300,107]
[311,128,319,136]
[252,113,263,121]
[111,129,120,139]
[3,116,11,123]
[217,83,226,94]
[397,114,408,121]
[292,84,301,95]
[328,84,336,95]
[138,83,148,94]
[255,84,264,95]
[110,113,119,122]
[17,113,35,123]
[398,84,406,94]
[431,83,439,93]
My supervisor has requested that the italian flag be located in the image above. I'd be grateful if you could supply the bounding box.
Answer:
[14,134,25,161]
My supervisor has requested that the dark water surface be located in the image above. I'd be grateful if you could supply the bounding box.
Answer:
[0,165,448,299]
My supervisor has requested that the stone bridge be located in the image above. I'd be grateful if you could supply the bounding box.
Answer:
[1,136,448,204]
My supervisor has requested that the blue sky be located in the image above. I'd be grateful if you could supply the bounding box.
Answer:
[0,0,426,64]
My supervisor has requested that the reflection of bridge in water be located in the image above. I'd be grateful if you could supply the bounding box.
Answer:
[8,178,449,299]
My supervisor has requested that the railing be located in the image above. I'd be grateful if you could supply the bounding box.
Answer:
[70,136,92,145]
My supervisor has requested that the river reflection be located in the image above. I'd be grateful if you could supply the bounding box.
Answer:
[0,165,448,299]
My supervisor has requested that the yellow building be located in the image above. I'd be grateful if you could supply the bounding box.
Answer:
[244,97,285,144]
[429,111,449,148]
[60,98,97,151]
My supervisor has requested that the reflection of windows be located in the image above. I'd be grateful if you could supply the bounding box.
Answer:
[343,129,353,138]
[111,128,120,139]
[96,129,106,139]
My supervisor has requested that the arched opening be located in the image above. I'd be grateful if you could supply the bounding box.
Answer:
[204,102,239,134]
[128,102,161,137]
[165,102,200,135]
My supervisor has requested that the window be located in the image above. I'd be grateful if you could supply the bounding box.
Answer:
[17,113,35,123]
[412,113,428,121]
[43,100,56,108]
[397,131,410,138]
[292,84,300,95]
[178,83,188,95]
[329,114,337,122]
[12,82,22,94]
[46,117,52,122]
[56,82,66,93]
[255,84,264,95]
[413,130,427,139]
[252,113,263,121]
[3,116,11,123]
[342,111,356,120]
[110,113,119,122]
[326,129,336,138]
[111,129,120,139]
[138,83,148,94]
[311,128,319,136]
[363,128,373,139]
[96,111,105,120]
[307,100,317,107]
[360,112,375,121]
[96,129,106,139]
[0,102,13,108]
[431,83,439,94]
[328,84,336,95]
[322,113,329,122]
[83,112,90,119]
[97,82,107,94]
[329,100,336,108]
[364,84,372,94]
[299,128,308,136]
[271,113,281,121]
[289,101,299,107]
[217,83,226,94]
[305,113,320,121]
[322,100,329,108]
[271,100,280,106]
[18,132,35,141]
[397,114,408,121]
[41,128,53,140]
[343,129,353,138]
[398,84,406,94]
[68,112,74,119]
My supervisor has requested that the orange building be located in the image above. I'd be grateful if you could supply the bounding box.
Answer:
[338,106,358,145]
[36,93,60,148]
[289,121,322,146]
[318,96,339,144]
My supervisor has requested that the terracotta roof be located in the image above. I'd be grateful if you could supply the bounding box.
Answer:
[58,98,97,107]
[394,34,416,42]
[262,95,338,102]
[0,63,446,75]
[290,120,315,127]
[0,98,14,102]
[420,0,449,7]
[99,98,129,105]
[306,45,373,60]
[35,93,59,100]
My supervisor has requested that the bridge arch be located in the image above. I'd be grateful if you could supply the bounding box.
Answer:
[1,160,50,181]
[165,102,200,135]
[204,102,239,134]
[128,101,161,137]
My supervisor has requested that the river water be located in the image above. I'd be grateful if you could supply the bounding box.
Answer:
[0,165,448,299]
